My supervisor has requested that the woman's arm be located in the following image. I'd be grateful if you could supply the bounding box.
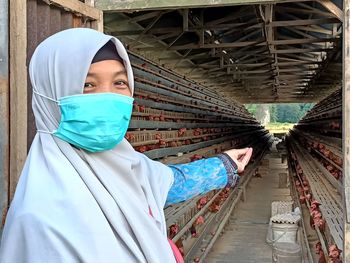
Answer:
[165,153,238,205]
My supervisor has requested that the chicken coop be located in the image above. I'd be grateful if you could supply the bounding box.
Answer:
[0,0,349,262]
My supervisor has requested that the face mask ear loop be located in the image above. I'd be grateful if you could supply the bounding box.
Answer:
[37,130,54,134]
[33,89,59,103]
[33,89,58,134]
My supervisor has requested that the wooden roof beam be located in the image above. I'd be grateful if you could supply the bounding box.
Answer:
[206,5,252,25]
[278,53,321,62]
[316,0,343,22]
[108,18,339,36]
[218,18,261,38]
[96,0,313,12]
[283,26,324,39]
[44,0,101,20]
[129,10,163,23]
[293,25,333,35]
[137,37,338,51]
[278,61,323,66]
[232,69,272,74]
[278,68,316,73]
[172,49,193,69]
[259,4,280,95]
[272,48,332,54]
[276,4,337,18]
[131,11,168,46]
[179,62,271,70]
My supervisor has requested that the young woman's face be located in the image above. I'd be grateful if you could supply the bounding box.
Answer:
[83,60,131,96]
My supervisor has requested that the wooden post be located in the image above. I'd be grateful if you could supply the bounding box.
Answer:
[9,0,27,200]
[94,10,104,32]
[0,0,9,227]
[84,0,104,32]
[344,0,350,260]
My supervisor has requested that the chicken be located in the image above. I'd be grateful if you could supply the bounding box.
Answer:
[329,121,341,130]
[178,128,187,137]
[315,242,326,263]
[209,201,220,212]
[190,225,197,238]
[158,140,167,148]
[305,193,312,201]
[125,132,135,142]
[328,244,342,262]
[184,139,191,145]
[139,105,145,112]
[193,128,202,136]
[155,133,162,140]
[169,141,178,147]
[190,154,203,162]
[135,145,148,153]
[310,200,321,229]
[197,197,207,210]
[175,239,185,257]
[314,217,326,232]
[169,224,179,239]
[195,216,205,225]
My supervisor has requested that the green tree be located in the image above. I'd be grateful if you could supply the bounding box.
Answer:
[275,103,310,123]
[245,103,315,123]
[270,104,277,122]
[245,104,257,115]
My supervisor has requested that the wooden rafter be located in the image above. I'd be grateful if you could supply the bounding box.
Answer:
[316,0,343,21]
[133,37,338,51]
[108,18,339,36]
[103,1,342,103]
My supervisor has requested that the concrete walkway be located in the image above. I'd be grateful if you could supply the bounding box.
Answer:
[205,150,292,263]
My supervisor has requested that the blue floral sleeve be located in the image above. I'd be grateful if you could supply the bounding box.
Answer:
[165,154,239,205]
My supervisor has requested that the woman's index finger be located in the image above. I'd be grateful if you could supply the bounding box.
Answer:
[241,148,253,165]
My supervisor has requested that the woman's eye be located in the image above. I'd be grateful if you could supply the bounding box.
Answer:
[114,80,128,87]
[84,83,94,88]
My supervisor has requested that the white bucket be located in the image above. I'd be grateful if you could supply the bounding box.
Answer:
[272,242,302,263]
[271,223,298,243]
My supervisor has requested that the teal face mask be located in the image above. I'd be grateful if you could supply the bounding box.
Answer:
[35,92,134,152]
[54,93,134,152]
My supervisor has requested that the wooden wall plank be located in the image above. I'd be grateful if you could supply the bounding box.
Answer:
[9,0,27,200]
[61,10,74,29]
[344,0,350,260]
[37,1,51,43]
[0,0,9,227]
[27,0,102,147]
[27,0,38,151]
[2,0,104,227]
[47,0,101,20]
[50,5,62,34]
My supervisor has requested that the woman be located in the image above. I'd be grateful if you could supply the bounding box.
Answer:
[0,28,252,262]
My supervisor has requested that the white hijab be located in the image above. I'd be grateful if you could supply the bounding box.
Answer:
[0,28,175,263]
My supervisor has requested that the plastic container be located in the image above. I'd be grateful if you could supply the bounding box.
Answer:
[272,242,302,263]
[271,201,294,216]
[271,222,298,243]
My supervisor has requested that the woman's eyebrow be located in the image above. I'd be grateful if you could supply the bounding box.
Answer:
[87,70,127,78]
